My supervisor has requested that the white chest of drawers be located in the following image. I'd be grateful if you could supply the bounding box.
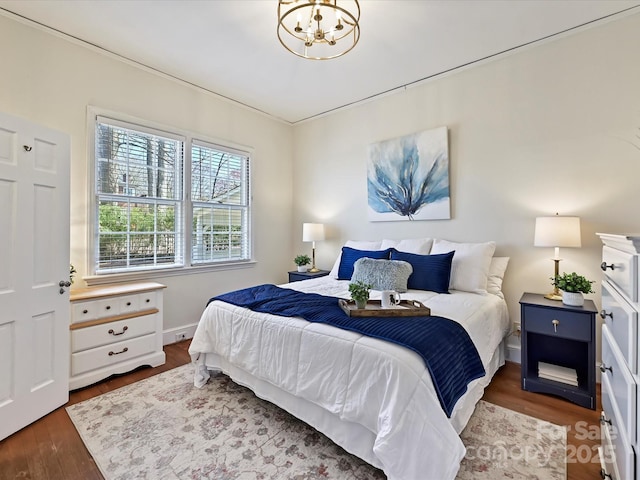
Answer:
[69,282,166,390]
[597,233,640,480]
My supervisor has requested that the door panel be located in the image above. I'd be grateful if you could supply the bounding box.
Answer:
[0,111,70,440]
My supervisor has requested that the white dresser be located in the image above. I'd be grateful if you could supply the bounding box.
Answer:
[598,234,640,480]
[69,282,166,390]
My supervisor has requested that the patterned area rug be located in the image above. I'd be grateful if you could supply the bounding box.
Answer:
[66,364,566,480]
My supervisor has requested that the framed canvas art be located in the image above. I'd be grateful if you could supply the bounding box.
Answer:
[367,126,450,221]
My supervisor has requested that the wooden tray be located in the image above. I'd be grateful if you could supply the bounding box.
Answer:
[339,299,431,317]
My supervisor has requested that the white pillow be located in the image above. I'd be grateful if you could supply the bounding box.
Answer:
[329,240,383,278]
[430,239,496,294]
[487,257,510,298]
[380,237,433,255]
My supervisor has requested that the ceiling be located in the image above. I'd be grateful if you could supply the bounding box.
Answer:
[1,0,639,124]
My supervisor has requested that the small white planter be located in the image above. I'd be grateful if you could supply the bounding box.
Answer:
[297,265,308,272]
[562,291,584,306]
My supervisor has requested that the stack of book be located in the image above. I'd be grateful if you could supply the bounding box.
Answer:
[538,361,578,386]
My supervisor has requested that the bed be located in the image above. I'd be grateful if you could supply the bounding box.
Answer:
[189,238,510,480]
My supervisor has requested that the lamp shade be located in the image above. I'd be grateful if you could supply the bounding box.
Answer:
[534,216,581,248]
[302,223,325,242]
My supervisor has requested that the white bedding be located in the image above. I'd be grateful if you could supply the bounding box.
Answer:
[189,276,510,480]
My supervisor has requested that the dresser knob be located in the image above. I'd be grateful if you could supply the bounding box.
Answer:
[600,363,613,374]
[599,310,613,320]
[105,305,111,310]
[551,319,560,333]
[600,262,615,271]
[83,309,88,314]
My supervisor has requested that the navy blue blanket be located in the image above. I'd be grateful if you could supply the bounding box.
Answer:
[210,284,485,417]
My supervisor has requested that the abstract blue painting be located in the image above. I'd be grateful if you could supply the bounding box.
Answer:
[367,126,450,221]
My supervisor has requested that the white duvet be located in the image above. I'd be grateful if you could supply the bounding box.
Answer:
[189,276,510,480]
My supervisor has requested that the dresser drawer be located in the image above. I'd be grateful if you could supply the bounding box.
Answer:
[71,291,157,324]
[71,296,124,324]
[71,300,99,324]
[71,333,157,376]
[600,406,633,480]
[602,246,638,302]
[602,326,637,443]
[522,305,592,342]
[602,281,638,374]
[137,291,157,310]
[71,313,157,353]
[116,293,141,315]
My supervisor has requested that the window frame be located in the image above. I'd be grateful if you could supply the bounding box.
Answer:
[86,107,254,285]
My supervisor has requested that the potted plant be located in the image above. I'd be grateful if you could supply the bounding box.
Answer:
[552,272,595,306]
[348,280,372,309]
[294,254,311,272]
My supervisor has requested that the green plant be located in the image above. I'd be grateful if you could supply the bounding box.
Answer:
[348,280,372,304]
[294,254,311,266]
[552,272,595,294]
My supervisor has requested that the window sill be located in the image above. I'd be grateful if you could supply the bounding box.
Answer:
[83,260,257,287]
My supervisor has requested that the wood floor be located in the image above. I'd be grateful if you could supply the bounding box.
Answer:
[0,342,601,480]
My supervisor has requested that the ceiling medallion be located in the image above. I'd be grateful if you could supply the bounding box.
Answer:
[277,0,361,60]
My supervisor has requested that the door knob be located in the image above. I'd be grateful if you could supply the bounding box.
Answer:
[59,279,71,294]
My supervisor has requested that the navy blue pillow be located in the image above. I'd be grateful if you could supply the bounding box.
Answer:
[337,247,392,280]
[389,249,454,293]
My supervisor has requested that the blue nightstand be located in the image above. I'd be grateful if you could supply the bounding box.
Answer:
[519,292,597,409]
[288,270,330,283]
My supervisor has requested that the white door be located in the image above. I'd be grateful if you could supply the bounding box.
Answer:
[0,111,70,440]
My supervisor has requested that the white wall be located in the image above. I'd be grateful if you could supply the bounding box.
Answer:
[0,14,294,334]
[292,13,640,359]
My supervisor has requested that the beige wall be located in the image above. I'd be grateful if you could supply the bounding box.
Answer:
[0,14,294,334]
[292,12,640,357]
[2,10,640,357]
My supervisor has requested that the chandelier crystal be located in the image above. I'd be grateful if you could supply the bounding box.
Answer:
[277,0,360,60]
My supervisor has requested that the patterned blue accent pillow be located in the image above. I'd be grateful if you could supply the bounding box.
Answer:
[337,247,392,280]
[351,258,413,293]
[390,249,454,293]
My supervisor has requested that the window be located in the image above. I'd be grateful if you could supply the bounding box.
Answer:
[93,115,251,274]
[191,141,250,264]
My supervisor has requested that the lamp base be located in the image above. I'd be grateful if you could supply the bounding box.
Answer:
[308,267,320,273]
[544,292,563,301]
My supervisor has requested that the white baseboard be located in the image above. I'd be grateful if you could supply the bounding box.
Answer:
[163,322,198,345]
[506,344,521,364]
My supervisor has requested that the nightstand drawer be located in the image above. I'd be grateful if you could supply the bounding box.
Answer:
[602,326,636,443]
[602,246,638,302]
[288,270,330,283]
[522,305,591,342]
[602,281,638,374]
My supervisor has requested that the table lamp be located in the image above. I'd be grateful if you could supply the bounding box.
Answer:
[302,223,325,273]
[534,214,581,300]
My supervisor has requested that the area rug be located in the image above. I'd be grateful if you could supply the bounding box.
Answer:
[66,364,566,480]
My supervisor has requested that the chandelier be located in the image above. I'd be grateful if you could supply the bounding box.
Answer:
[277,0,360,60]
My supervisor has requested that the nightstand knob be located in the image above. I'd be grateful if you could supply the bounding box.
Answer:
[600,363,613,374]
[600,414,612,426]
[551,319,560,332]
[600,262,615,271]
[600,310,613,320]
